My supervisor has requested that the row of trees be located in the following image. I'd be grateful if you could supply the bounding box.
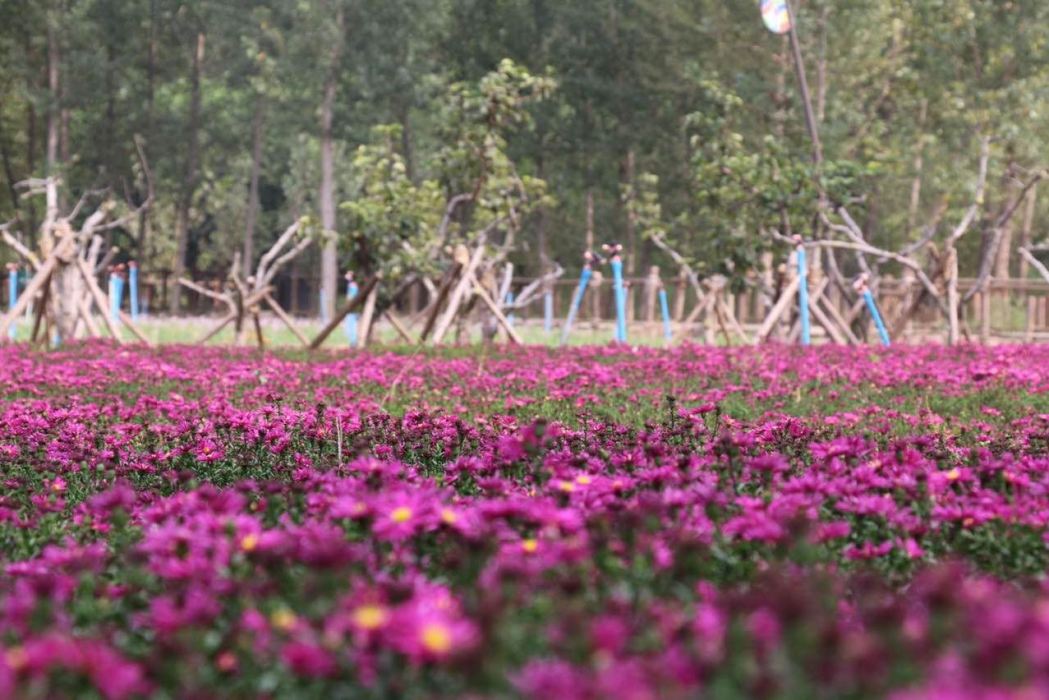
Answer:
[1,0,1048,315]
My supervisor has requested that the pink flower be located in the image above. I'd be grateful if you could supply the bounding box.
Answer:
[282,641,337,678]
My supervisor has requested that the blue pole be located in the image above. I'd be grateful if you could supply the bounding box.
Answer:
[611,258,627,344]
[796,246,811,346]
[659,288,672,343]
[505,292,515,328]
[543,287,553,333]
[343,281,359,346]
[7,267,17,340]
[129,264,140,320]
[114,274,126,324]
[559,267,592,346]
[108,273,120,325]
[863,289,891,346]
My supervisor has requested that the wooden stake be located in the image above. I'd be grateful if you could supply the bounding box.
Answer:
[816,292,860,344]
[432,243,487,345]
[76,294,102,338]
[308,277,378,350]
[470,275,522,345]
[118,310,153,345]
[263,292,309,346]
[384,310,413,343]
[356,284,378,348]
[252,310,265,349]
[755,276,801,343]
[0,251,60,339]
[30,275,53,344]
[73,257,124,343]
[198,313,236,344]
[1026,296,1037,342]
[418,264,461,342]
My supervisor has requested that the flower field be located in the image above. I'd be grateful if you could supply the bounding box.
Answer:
[1,342,1049,699]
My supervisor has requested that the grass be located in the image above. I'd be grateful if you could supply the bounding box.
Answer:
[6,313,681,348]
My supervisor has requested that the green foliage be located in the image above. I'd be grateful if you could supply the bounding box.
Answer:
[2,0,1049,283]
[340,125,444,281]
[338,60,556,284]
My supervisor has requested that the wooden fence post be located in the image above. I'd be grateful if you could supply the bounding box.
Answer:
[1026,296,1037,342]
[643,266,659,324]
[674,268,687,322]
[980,288,991,344]
[589,270,603,331]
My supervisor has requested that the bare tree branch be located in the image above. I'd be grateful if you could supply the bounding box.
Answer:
[948,135,991,244]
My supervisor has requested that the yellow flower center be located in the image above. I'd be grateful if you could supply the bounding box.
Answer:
[6,646,26,670]
[557,480,575,493]
[391,506,413,523]
[521,538,538,553]
[441,509,458,524]
[352,604,389,630]
[575,475,592,485]
[270,608,297,631]
[421,623,452,654]
[240,534,259,552]
[946,468,960,481]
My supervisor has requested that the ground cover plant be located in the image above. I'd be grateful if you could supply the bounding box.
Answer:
[1,342,1048,699]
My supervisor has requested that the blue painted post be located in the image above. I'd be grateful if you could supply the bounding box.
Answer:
[128,262,140,320]
[343,274,359,346]
[559,263,593,346]
[659,287,672,343]
[114,268,126,323]
[108,271,120,325]
[7,265,17,340]
[543,286,553,333]
[611,257,627,344]
[796,242,811,346]
[863,289,891,347]
[505,292,515,328]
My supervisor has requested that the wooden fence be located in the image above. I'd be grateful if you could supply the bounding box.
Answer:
[15,268,1044,343]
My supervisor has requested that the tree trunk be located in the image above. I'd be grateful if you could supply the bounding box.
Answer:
[585,189,594,253]
[1018,183,1037,281]
[946,247,960,345]
[138,0,158,256]
[623,149,636,275]
[994,176,1022,281]
[815,4,829,123]
[169,31,205,315]
[622,150,638,321]
[907,99,928,236]
[46,3,60,177]
[0,120,20,213]
[399,102,414,182]
[243,96,265,270]
[318,7,345,321]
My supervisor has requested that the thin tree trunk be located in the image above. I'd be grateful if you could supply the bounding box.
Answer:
[1018,183,1037,280]
[907,99,928,236]
[169,30,205,314]
[993,173,1022,281]
[243,96,265,270]
[946,247,960,345]
[815,4,829,123]
[399,102,414,182]
[137,0,158,256]
[0,120,20,214]
[46,3,60,177]
[318,7,345,321]
[622,149,637,321]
